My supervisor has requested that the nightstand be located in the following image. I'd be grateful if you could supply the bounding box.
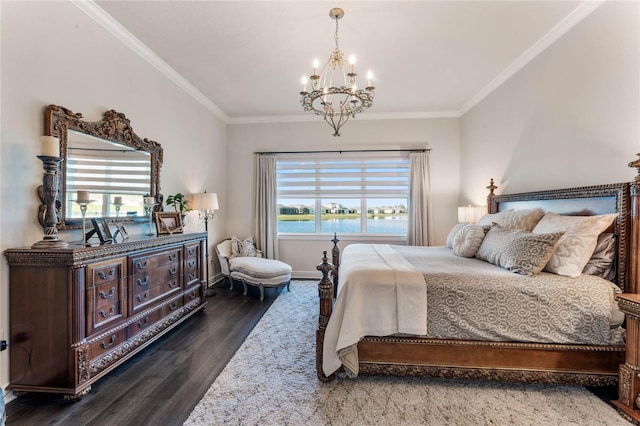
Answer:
[613,293,640,423]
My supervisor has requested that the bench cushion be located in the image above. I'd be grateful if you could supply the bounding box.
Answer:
[229,257,292,280]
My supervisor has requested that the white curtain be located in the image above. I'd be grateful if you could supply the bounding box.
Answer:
[408,151,431,246]
[253,154,279,259]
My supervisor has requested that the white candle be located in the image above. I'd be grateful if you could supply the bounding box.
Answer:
[145,196,155,205]
[40,136,60,157]
[313,59,319,76]
[301,76,308,92]
[114,196,123,205]
[77,191,90,202]
[349,55,355,73]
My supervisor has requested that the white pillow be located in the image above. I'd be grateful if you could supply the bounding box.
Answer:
[453,225,487,257]
[230,235,258,257]
[532,212,617,277]
[476,208,544,232]
[445,223,466,248]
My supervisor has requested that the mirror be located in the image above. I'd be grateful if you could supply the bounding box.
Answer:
[40,105,163,230]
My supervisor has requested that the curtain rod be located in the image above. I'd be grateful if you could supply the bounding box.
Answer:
[255,148,431,155]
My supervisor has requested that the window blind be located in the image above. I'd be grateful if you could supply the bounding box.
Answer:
[276,153,410,199]
[67,148,151,195]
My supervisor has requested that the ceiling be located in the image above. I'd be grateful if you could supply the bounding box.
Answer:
[90,1,597,123]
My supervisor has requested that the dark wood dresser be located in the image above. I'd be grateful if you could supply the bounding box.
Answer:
[4,232,208,400]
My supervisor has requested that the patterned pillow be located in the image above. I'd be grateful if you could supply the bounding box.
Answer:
[453,225,487,258]
[476,224,563,276]
[582,233,616,281]
[230,235,258,257]
[445,223,466,248]
[476,208,544,232]
[532,212,617,277]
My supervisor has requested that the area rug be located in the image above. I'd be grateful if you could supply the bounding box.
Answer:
[185,281,629,425]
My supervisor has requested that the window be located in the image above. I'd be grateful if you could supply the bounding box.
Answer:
[276,153,409,235]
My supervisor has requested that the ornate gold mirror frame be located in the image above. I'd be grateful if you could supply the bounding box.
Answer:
[41,104,163,230]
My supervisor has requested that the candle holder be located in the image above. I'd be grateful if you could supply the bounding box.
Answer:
[145,200,156,236]
[75,200,93,245]
[32,156,68,248]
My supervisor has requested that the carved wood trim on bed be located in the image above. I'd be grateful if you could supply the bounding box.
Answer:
[317,166,639,387]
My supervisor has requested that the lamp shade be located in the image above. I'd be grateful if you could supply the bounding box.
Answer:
[193,192,219,211]
[457,205,486,223]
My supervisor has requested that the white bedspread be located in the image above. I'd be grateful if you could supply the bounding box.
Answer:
[322,244,426,377]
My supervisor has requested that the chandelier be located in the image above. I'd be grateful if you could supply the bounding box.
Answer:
[300,8,375,137]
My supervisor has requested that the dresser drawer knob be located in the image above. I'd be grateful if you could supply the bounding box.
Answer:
[188,247,196,255]
[169,301,178,311]
[136,276,149,287]
[138,317,149,328]
[187,272,197,281]
[168,266,177,275]
[100,335,116,349]
[168,280,178,289]
[99,306,115,318]
[187,259,196,268]
[136,293,148,303]
[98,268,115,280]
[168,253,178,261]
[188,292,196,300]
[99,287,116,299]
[135,260,149,270]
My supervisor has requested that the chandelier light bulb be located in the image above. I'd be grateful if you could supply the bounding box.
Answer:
[313,59,319,75]
[349,55,356,73]
[301,76,308,92]
[367,71,374,87]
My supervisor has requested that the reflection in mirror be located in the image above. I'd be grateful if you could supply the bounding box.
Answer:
[42,105,163,230]
[66,130,151,220]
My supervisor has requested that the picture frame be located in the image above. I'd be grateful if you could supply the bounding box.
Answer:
[101,219,114,240]
[86,218,113,245]
[105,218,129,242]
[155,212,183,235]
[113,220,129,241]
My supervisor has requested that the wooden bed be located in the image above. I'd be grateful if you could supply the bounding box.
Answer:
[316,163,640,391]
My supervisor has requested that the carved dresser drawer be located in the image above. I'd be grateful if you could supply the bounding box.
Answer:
[130,248,183,313]
[86,258,127,336]
[184,242,201,288]
[88,328,127,361]
[4,233,207,400]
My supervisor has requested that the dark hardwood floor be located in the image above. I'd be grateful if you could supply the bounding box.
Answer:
[4,281,280,425]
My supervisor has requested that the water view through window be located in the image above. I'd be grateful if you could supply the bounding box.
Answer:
[277,198,408,235]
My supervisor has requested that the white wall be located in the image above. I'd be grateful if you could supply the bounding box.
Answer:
[0,1,226,391]
[227,118,460,277]
[460,1,640,204]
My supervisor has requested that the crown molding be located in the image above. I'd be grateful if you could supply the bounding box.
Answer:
[228,110,461,125]
[71,0,229,123]
[459,0,605,115]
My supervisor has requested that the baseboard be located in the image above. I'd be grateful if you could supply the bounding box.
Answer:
[292,271,321,280]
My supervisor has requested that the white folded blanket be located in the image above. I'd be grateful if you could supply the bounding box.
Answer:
[322,244,427,377]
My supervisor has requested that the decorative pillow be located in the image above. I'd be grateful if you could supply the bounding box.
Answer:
[452,224,487,258]
[476,208,544,232]
[532,212,617,277]
[445,223,466,248]
[230,235,258,257]
[476,224,563,276]
[582,233,616,281]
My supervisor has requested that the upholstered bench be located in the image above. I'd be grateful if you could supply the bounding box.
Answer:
[229,256,292,301]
